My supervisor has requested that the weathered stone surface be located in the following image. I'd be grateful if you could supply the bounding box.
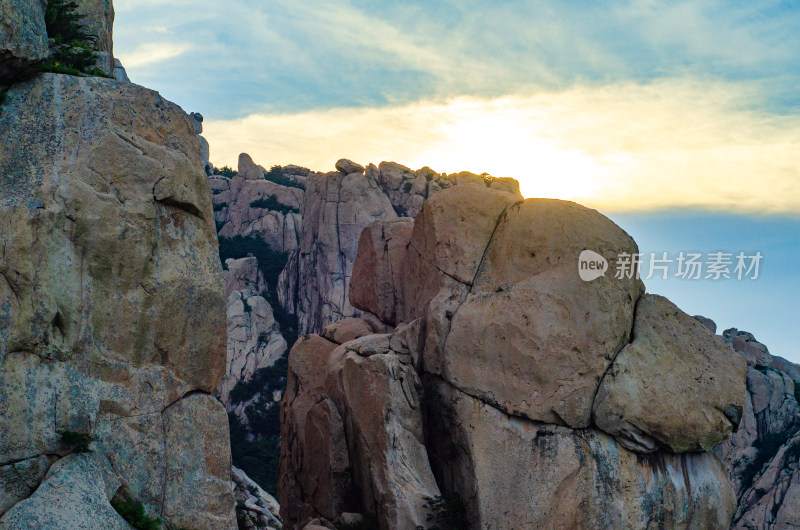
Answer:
[113,58,130,83]
[0,454,57,515]
[220,290,287,407]
[278,169,397,335]
[324,340,440,530]
[0,0,49,78]
[214,154,304,253]
[0,74,234,526]
[321,316,388,345]
[594,295,747,453]
[349,218,414,326]
[73,0,115,74]
[714,330,800,528]
[0,453,128,529]
[233,465,283,529]
[424,376,737,529]
[279,335,351,526]
[434,199,644,428]
[163,393,237,530]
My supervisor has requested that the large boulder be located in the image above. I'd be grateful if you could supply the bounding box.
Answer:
[0,0,49,79]
[278,335,351,525]
[436,199,644,428]
[423,376,737,529]
[0,74,235,527]
[594,295,747,453]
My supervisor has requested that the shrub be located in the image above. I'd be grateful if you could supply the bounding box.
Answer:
[213,165,237,178]
[422,494,468,530]
[250,195,300,215]
[59,430,97,453]
[111,496,162,530]
[265,165,305,190]
[36,0,112,78]
[229,412,281,496]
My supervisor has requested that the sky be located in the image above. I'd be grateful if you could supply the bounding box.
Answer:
[114,0,799,361]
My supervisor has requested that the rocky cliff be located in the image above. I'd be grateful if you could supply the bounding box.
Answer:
[715,328,800,528]
[277,181,750,529]
[0,2,236,528]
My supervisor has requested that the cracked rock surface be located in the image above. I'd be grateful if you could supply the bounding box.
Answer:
[0,74,236,528]
[279,183,747,529]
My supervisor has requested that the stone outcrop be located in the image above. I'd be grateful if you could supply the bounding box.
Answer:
[212,155,304,254]
[0,73,235,527]
[714,327,800,528]
[73,0,115,74]
[279,183,747,529]
[218,257,287,406]
[233,465,283,529]
[0,0,49,79]
[278,160,398,335]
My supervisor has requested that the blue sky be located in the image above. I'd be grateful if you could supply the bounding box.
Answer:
[114,0,799,361]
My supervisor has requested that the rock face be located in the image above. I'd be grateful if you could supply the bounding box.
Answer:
[218,257,287,406]
[278,161,398,335]
[279,184,747,529]
[73,0,115,74]
[233,465,283,529]
[212,157,304,254]
[0,0,49,78]
[715,327,800,529]
[0,74,235,528]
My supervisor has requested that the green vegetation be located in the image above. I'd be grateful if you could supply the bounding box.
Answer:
[422,494,468,530]
[230,356,288,405]
[59,430,97,453]
[111,496,162,530]
[249,195,300,215]
[213,165,238,178]
[34,0,112,78]
[229,410,281,496]
[265,165,305,190]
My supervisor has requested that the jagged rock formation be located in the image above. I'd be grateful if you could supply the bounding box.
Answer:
[219,257,287,406]
[212,154,304,253]
[277,162,398,335]
[234,465,283,529]
[278,181,747,529]
[715,328,800,528]
[0,0,49,78]
[0,73,236,528]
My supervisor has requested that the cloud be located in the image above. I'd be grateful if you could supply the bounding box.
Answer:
[203,78,800,215]
[111,0,800,119]
[118,42,192,69]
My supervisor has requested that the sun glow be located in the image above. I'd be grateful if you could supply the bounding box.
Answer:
[204,80,800,214]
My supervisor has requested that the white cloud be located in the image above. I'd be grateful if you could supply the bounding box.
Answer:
[119,42,192,69]
[203,78,800,215]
